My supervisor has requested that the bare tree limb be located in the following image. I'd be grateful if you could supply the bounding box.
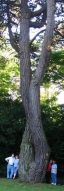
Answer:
[30,29,45,45]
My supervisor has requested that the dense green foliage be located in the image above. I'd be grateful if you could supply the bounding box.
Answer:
[43,50,64,88]
[0,45,20,98]
[0,99,25,177]
[0,98,64,177]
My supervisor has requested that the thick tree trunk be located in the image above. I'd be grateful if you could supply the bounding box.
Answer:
[19,120,34,182]
[19,81,50,183]
[19,0,55,183]
[28,81,50,182]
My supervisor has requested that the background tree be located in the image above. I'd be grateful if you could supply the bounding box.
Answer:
[0,39,20,99]
[0,0,64,183]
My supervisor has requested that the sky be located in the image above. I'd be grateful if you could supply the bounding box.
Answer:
[57,91,64,104]
[40,86,64,104]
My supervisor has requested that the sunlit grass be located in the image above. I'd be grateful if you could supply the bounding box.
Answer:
[0,178,64,191]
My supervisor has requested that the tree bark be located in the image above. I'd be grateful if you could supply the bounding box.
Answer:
[19,0,55,183]
[28,80,50,182]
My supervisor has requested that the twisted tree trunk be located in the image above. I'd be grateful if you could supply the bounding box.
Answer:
[19,0,55,183]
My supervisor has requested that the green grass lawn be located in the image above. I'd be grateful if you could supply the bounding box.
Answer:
[0,178,64,191]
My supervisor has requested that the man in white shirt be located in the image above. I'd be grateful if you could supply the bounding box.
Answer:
[5,154,15,179]
[51,160,57,185]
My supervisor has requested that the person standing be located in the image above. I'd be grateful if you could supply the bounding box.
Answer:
[5,153,15,179]
[46,160,52,183]
[51,160,57,185]
[13,155,19,179]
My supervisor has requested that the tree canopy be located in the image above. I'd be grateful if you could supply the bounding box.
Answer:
[0,0,64,52]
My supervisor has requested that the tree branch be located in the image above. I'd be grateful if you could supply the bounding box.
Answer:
[55,28,64,38]
[6,1,19,53]
[34,0,55,85]
[30,4,47,18]
[30,29,45,45]
[30,20,46,28]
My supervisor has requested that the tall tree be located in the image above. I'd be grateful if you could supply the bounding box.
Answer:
[0,0,64,183]
[19,0,55,183]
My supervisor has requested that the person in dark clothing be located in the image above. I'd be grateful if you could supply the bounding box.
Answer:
[46,160,52,183]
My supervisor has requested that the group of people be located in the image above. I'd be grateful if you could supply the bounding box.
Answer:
[5,154,57,184]
[5,154,19,179]
[46,159,57,185]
